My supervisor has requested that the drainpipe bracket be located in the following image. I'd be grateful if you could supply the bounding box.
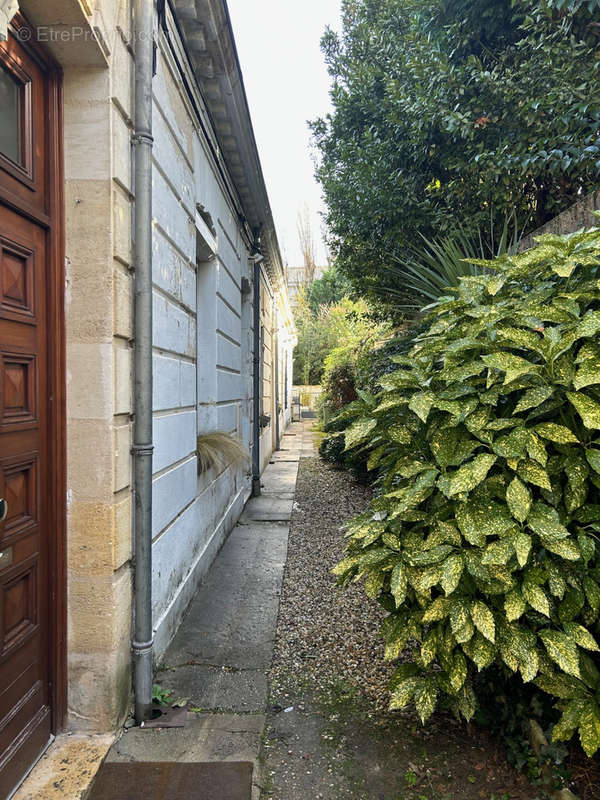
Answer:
[132,132,155,146]
[131,444,154,456]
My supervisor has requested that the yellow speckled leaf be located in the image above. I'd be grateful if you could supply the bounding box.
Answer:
[535,422,579,444]
[567,392,600,430]
[539,629,581,678]
[471,600,495,643]
[447,454,497,497]
[506,477,531,523]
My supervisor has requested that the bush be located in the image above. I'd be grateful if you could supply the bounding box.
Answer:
[334,223,600,756]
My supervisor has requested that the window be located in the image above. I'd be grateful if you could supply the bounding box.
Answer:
[0,66,22,165]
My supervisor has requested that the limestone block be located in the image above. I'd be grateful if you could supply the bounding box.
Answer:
[180,360,196,407]
[113,493,132,570]
[114,343,132,416]
[67,342,113,420]
[65,180,113,343]
[180,260,196,311]
[67,500,114,577]
[113,186,132,265]
[67,419,114,503]
[153,352,180,411]
[68,568,132,732]
[113,265,132,340]
[112,110,132,192]
[111,34,133,120]
[113,422,131,493]
[152,227,196,309]
[64,69,111,181]
[153,409,196,473]
[68,567,131,654]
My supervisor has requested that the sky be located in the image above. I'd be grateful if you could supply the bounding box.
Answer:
[226,0,342,268]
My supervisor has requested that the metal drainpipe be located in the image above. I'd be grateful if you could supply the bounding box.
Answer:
[132,0,154,724]
[252,252,262,497]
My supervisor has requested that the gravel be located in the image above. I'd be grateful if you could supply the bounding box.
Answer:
[269,455,394,712]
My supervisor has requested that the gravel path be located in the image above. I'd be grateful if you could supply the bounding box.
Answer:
[270,457,394,711]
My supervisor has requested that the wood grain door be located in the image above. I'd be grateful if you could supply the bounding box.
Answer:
[0,19,65,798]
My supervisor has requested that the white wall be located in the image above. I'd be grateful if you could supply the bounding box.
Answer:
[150,31,255,657]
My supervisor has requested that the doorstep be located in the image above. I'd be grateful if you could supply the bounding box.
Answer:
[11,733,114,800]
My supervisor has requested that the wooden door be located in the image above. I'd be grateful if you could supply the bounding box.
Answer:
[0,17,65,798]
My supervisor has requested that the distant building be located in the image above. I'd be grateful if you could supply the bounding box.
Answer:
[286,263,325,308]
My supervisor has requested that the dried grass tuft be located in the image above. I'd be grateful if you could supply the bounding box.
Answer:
[196,432,248,474]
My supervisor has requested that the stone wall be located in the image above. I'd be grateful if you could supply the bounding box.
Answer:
[519,189,600,250]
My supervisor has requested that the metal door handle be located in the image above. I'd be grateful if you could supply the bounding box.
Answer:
[0,498,7,522]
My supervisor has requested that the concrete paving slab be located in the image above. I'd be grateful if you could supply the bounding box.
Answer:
[155,664,268,713]
[107,714,266,765]
[240,496,294,522]
[162,522,287,672]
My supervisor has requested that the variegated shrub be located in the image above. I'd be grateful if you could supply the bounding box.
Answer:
[333,222,600,756]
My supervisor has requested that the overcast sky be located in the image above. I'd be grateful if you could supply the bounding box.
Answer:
[227,0,342,268]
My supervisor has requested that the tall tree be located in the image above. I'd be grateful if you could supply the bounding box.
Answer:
[312,0,600,299]
[296,204,318,286]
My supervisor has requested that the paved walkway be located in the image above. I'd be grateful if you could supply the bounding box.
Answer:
[106,420,313,799]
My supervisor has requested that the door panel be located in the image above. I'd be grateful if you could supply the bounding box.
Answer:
[0,25,56,797]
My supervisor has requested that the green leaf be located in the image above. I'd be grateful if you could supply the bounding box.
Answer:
[414,680,438,724]
[505,590,526,622]
[584,577,600,612]
[456,501,512,546]
[447,454,497,497]
[539,629,581,678]
[573,357,600,390]
[564,622,599,652]
[440,554,463,596]
[534,422,579,444]
[344,418,377,450]
[450,599,475,644]
[513,531,532,567]
[513,386,554,414]
[566,392,600,430]
[390,564,408,607]
[517,460,551,491]
[422,596,450,622]
[482,353,540,385]
[527,504,569,542]
[506,476,531,523]
[523,583,550,617]
[389,677,420,710]
[482,538,514,566]
[579,703,600,757]
[409,391,435,423]
[471,600,495,643]
[585,449,600,474]
[544,538,581,561]
[448,651,467,692]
